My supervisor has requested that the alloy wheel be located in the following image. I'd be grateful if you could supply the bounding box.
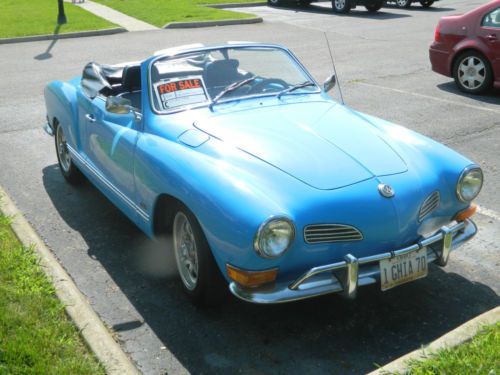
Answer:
[335,0,346,8]
[173,212,199,291]
[458,56,486,90]
[56,126,71,173]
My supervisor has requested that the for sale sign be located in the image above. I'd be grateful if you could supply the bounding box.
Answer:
[155,76,208,110]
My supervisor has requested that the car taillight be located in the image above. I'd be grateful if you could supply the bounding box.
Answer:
[434,23,441,42]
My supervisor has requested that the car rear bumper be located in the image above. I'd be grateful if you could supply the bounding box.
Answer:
[229,219,476,304]
[429,45,451,77]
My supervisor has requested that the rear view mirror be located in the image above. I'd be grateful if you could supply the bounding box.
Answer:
[323,74,336,92]
[106,96,131,114]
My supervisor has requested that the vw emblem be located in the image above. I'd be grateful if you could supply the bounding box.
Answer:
[378,183,395,198]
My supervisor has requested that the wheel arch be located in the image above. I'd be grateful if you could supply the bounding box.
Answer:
[151,193,184,238]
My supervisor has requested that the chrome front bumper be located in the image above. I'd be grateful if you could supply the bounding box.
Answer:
[229,219,477,304]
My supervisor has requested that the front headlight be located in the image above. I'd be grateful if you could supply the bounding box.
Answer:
[254,217,295,258]
[456,166,483,202]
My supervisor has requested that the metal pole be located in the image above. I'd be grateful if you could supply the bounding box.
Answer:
[57,0,67,24]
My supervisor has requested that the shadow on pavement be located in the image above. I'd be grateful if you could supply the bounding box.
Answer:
[383,4,455,12]
[42,164,499,374]
[437,82,500,106]
[271,3,411,19]
[34,25,61,61]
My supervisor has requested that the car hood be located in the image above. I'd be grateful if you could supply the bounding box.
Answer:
[194,102,407,190]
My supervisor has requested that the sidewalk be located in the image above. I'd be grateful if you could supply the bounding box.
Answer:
[68,0,158,31]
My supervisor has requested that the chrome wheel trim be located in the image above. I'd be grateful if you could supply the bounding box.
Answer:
[458,56,486,90]
[334,0,346,9]
[396,0,408,6]
[56,126,71,173]
[173,212,199,291]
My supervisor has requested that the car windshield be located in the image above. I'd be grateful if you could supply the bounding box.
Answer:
[150,46,319,113]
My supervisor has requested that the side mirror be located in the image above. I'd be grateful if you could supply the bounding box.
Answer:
[106,96,132,114]
[323,74,336,92]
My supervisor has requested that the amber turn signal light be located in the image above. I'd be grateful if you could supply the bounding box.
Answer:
[454,203,477,222]
[226,264,278,288]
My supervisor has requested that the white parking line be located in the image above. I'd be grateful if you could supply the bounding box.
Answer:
[477,205,500,221]
[356,81,500,115]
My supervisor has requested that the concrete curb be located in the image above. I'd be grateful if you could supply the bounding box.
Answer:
[0,27,126,45]
[0,186,140,375]
[205,2,267,8]
[164,17,263,29]
[368,305,500,375]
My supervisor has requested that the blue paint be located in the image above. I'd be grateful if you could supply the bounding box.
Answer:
[44,43,480,295]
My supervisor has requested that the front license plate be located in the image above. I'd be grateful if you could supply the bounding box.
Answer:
[380,248,428,291]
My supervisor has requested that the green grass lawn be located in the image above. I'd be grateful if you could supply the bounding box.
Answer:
[0,0,117,38]
[0,214,105,374]
[93,0,261,27]
[401,322,500,375]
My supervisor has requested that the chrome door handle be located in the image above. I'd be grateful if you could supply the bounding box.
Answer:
[486,34,497,41]
[85,113,96,122]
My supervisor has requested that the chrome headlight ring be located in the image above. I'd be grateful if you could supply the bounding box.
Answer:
[456,166,483,202]
[254,216,295,259]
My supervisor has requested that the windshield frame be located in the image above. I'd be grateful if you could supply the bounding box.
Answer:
[148,43,321,115]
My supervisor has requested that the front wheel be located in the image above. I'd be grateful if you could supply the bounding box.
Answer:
[268,0,284,6]
[172,207,227,306]
[395,0,412,8]
[332,0,351,13]
[453,51,492,94]
[365,0,383,12]
[419,0,434,7]
[55,122,83,184]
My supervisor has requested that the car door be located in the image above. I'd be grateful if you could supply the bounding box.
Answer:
[478,6,500,79]
[84,94,141,220]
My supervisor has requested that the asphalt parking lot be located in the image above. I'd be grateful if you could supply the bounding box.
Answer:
[0,0,499,374]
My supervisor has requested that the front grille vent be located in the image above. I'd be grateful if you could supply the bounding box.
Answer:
[419,191,440,221]
[304,224,363,244]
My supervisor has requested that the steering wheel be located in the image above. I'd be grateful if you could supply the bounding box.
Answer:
[248,78,288,94]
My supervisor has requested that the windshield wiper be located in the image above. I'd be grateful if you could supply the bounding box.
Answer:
[210,76,257,109]
[277,81,316,99]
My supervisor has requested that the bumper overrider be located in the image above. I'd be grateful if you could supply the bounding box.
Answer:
[229,219,476,304]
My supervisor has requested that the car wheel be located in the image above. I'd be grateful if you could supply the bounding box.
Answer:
[332,0,351,13]
[395,0,412,8]
[365,0,383,12]
[172,207,227,306]
[268,0,283,6]
[54,122,83,184]
[453,51,493,94]
[419,0,434,7]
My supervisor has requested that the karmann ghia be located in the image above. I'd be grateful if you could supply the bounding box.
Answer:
[44,43,482,305]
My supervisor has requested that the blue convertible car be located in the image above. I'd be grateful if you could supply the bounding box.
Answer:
[44,43,482,305]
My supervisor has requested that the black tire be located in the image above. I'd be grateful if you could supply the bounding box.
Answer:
[453,51,493,95]
[395,0,412,8]
[332,0,351,13]
[54,122,84,185]
[419,0,434,7]
[268,0,284,6]
[172,205,227,306]
[365,0,383,12]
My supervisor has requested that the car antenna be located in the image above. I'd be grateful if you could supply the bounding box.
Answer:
[324,32,345,105]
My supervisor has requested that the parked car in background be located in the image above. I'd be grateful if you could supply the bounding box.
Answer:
[387,0,438,8]
[268,0,385,13]
[45,42,482,306]
[429,0,500,94]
